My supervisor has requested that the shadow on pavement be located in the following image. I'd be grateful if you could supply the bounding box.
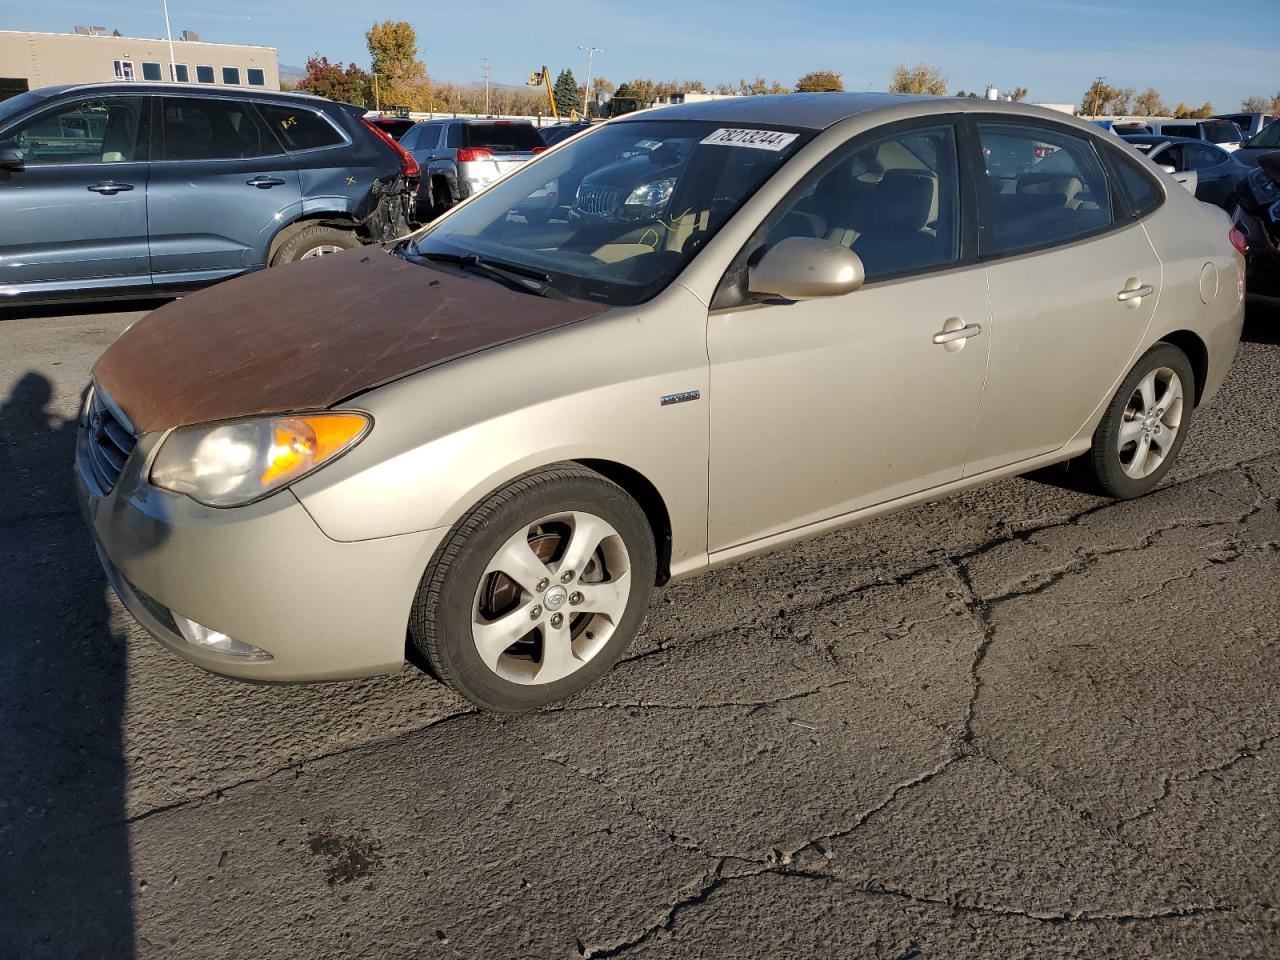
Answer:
[1242,300,1280,345]
[0,372,135,957]
[0,297,172,324]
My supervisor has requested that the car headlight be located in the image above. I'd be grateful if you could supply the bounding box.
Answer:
[621,178,675,218]
[150,412,370,507]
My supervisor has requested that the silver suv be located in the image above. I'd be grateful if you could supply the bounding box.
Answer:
[401,118,545,217]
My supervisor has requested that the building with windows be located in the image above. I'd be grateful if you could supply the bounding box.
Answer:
[0,28,279,99]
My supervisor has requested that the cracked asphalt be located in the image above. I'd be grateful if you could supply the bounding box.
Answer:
[2,301,1279,959]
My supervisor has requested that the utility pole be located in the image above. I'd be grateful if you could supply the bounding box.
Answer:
[161,0,177,81]
[483,58,491,115]
[373,73,380,111]
[579,44,603,117]
[1091,75,1105,117]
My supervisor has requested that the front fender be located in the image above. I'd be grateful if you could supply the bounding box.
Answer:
[291,284,711,576]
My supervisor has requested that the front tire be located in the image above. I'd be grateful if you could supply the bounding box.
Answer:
[409,465,656,712]
[270,225,361,266]
[1083,342,1195,499]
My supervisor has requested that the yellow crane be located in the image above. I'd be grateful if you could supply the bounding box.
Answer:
[526,66,559,121]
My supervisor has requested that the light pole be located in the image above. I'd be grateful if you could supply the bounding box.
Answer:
[161,0,177,81]
[483,58,491,115]
[579,44,602,118]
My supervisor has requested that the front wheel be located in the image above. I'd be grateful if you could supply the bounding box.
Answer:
[409,465,656,712]
[1082,342,1195,499]
[270,225,361,266]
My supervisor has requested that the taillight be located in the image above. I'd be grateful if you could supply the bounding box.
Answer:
[531,146,547,155]
[360,118,420,179]
[456,147,493,163]
[1229,223,1249,256]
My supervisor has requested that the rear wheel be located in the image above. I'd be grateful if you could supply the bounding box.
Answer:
[270,225,360,266]
[1082,342,1195,499]
[430,176,455,219]
[409,465,656,712]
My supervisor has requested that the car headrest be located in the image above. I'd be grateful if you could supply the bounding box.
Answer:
[1017,172,1084,206]
[868,169,936,231]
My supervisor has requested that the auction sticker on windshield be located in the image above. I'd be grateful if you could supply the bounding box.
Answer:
[700,128,799,151]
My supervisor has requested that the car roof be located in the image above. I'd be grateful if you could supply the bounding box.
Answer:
[26,81,364,114]
[615,92,1100,132]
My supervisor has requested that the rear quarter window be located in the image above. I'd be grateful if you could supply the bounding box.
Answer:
[1100,142,1163,219]
[256,103,346,151]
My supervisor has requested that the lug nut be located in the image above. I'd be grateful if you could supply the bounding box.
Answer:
[535,577,549,592]
[530,604,542,620]
[569,591,583,606]
[550,612,564,628]
[560,569,574,584]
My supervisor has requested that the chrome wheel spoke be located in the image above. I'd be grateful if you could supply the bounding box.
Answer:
[1118,418,1145,445]
[556,511,612,581]
[1126,434,1152,478]
[576,570,631,623]
[473,603,536,670]
[486,528,553,595]
[1137,371,1157,414]
[536,619,579,682]
[1155,376,1181,415]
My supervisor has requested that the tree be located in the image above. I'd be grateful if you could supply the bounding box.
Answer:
[1079,80,1134,116]
[1240,93,1280,114]
[365,20,430,109]
[889,63,948,96]
[1175,101,1214,119]
[1132,87,1168,117]
[1008,86,1029,102]
[738,76,790,95]
[297,55,372,107]
[554,68,582,117]
[795,70,844,93]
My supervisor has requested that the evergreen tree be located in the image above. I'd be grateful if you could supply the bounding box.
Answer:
[554,69,582,117]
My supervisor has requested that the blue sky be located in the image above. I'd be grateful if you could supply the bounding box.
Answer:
[10,0,1276,109]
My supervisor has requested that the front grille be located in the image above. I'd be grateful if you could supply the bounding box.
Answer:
[574,183,625,217]
[82,385,136,494]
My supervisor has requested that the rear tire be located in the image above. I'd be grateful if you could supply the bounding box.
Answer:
[1081,342,1195,499]
[270,225,361,266]
[409,464,656,712]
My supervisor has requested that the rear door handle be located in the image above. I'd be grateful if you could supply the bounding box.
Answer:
[1117,284,1154,302]
[932,322,983,345]
[87,181,132,195]
[246,176,286,188]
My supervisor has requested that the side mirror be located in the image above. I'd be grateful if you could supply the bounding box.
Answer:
[1158,163,1176,174]
[748,236,864,301]
[0,141,23,172]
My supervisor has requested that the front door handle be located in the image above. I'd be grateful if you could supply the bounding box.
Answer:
[1116,283,1154,302]
[932,322,983,345]
[87,181,133,195]
[246,176,286,188]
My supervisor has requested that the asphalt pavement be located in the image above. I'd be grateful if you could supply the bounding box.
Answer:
[2,300,1279,959]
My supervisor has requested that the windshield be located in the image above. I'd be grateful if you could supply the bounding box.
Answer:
[409,119,810,306]
[1248,122,1280,149]
[0,91,53,131]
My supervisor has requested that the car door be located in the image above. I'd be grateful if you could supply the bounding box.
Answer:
[0,93,150,296]
[146,94,302,282]
[1181,142,1238,208]
[706,120,991,551]
[965,119,1161,475]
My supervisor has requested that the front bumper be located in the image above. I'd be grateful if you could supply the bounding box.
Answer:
[76,430,446,682]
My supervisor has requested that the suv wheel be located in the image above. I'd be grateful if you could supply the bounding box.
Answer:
[409,464,656,712]
[270,225,361,266]
[1082,342,1195,499]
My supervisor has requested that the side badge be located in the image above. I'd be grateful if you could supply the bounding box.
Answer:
[660,390,701,407]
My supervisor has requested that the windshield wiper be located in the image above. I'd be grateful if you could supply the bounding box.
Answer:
[417,251,561,298]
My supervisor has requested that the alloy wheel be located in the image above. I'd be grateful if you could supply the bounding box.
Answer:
[1118,367,1184,480]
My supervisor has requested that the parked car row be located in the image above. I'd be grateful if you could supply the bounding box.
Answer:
[0,82,420,305]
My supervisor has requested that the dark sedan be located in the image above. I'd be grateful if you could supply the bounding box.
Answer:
[1120,134,1249,210]
[1235,121,1280,168]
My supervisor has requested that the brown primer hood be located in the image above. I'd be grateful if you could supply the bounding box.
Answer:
[93,246,608,433]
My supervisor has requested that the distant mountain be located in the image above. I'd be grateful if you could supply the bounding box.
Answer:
[279,63,306,85]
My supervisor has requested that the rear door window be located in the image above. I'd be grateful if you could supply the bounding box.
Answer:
[160,96,281,161]
[256,103,345,151]
[1184,143,1226,169]
[977,122,1112,256]
[461,122,543,152]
